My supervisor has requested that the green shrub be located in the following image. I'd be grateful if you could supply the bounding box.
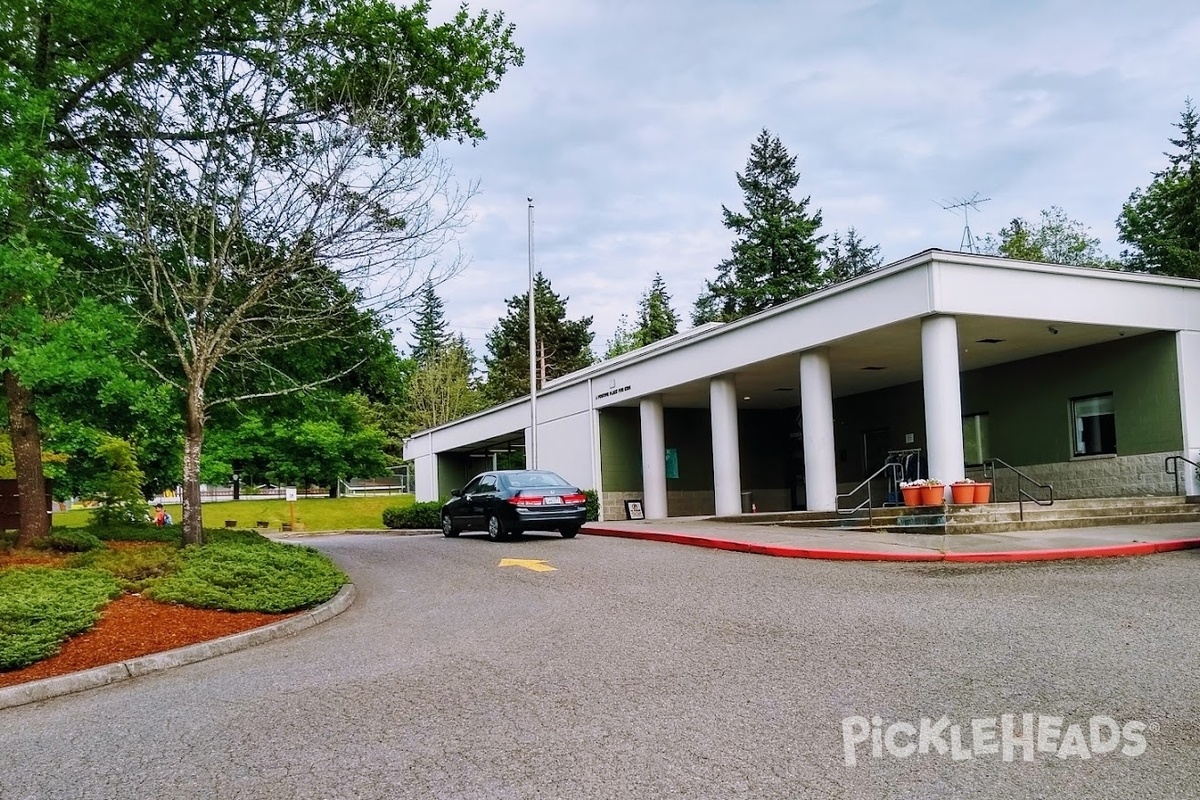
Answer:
[584,489,599,522]
[382,501,441,529]
[88,522,181,544]
[0,529,18,551]
[0,568,122,670]
[146,539,347,613]
[68,544,180,593]
[204,527,272,546]
[42,528,104,553]
[89,436,150,527]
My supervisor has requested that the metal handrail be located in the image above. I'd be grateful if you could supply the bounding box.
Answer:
[982,457,1054,521]
[836,462,903,527]
[1164,454,1200,497]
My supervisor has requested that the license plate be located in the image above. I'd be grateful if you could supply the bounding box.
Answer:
[542,496,563,505]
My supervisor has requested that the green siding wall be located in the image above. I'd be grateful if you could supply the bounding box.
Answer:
[833,331,1182,474]
[599,407,642,492]
[600,406,796,493]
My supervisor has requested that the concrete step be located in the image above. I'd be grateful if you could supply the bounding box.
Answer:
[752,496,1200,534]
[880,510,1200,535]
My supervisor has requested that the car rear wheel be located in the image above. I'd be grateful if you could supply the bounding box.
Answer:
[441,514,460,538]
[487,514,507,541]
[560,525,579,539]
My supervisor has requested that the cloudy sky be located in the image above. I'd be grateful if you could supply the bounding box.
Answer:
[407,0,1200,360]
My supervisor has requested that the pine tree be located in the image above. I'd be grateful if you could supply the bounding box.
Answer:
[693,129,826,324]
[409,281,449,365]
[636,273,680,345]
[821,228,883,285]
[1118,99,1200,277]
[483,273,594,404]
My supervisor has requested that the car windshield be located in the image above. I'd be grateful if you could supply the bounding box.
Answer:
[505,471,570,489]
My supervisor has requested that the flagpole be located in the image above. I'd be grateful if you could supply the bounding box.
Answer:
[527,197,538,469]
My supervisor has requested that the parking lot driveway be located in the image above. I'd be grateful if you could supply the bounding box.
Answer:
[3,533,1199,799]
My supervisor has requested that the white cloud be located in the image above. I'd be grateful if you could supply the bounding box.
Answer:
[408,0,1200,356]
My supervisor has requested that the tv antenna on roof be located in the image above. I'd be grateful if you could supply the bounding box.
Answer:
[937,193,991,253]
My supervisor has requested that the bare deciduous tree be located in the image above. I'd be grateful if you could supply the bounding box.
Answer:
[117,56,473,543]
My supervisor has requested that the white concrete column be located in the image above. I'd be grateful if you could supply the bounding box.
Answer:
[414,453,439,502]
[1176,331,1200,496]
[921,314,966,493]
[710,374,743,515]
[800,347,837,512]
[639,394,668,519]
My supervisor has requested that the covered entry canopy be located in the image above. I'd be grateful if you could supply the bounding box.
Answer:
[404,249,1200,516]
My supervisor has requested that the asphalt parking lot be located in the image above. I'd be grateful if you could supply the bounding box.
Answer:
[2,532,1197,799]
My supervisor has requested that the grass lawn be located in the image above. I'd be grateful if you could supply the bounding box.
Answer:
[53,494,414,532]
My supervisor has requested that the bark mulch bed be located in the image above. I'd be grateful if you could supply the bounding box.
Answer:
[0,594,300,689]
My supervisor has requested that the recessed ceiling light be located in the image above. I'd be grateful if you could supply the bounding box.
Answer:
[743,396,751,401]
[860,366,886,371]
[976,337,1005,344]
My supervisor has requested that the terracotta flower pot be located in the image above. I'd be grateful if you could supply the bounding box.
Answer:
[920,485,945,506]
[973,482,992,503]
[901,486,923,507]
[950,484,975,504]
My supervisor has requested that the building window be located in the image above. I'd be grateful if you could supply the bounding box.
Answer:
[962,413,989,466]
[1072,394,1116,457]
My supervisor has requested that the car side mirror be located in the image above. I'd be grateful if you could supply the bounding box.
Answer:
[450,489,461,497]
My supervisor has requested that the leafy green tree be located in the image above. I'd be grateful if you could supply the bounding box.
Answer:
[604,314,638,359]
[88,436,148,527]
[403,335,484,433]
[979,207,1116,267]
[693,129,826,324]
[822,228,883,285]
[201,391,389,493]
[409,281,450,365]
[1,0,523,544]
[1118,99,1200,277]
[484,273,594,404]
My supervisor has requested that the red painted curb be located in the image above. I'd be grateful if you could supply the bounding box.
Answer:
[581,526,1200,563]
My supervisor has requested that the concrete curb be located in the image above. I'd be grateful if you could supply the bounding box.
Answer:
[0,583,357,712]
[582,526,1200,563]
[270,529,438,539]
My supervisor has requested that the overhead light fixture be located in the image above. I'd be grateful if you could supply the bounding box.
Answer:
[743,396,751,401]
[976,337,1005,344]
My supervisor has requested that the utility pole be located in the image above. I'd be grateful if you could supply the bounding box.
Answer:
[527,197,538,469]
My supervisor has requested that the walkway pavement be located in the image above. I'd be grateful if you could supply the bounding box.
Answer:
[582,517,1200,562]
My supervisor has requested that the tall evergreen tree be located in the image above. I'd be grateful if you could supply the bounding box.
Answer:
[1118,99,1200,277]
[603,274,680,360]
[821,228,883,285]
[483,273,594,404]
[693,129,826,324]
[409,281,450,364]
[636,273,680,345]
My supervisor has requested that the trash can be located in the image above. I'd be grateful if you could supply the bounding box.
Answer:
[740,491,755,514]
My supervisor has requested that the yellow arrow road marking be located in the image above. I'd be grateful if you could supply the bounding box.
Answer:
[498,558,557,572]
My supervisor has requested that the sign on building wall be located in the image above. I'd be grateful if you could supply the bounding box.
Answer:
[665,448,679,479]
